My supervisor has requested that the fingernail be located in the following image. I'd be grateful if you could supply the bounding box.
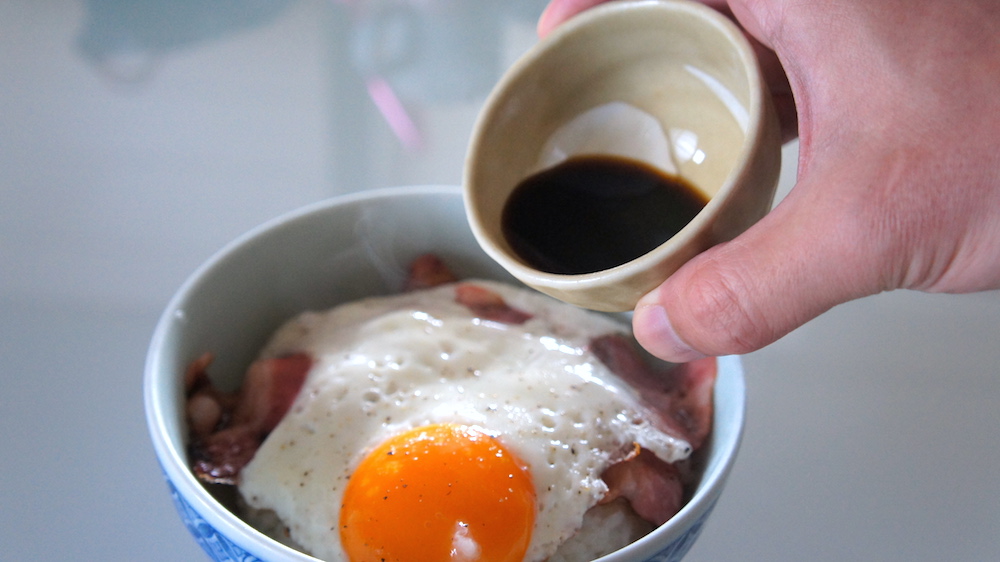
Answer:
[633,302,706,363]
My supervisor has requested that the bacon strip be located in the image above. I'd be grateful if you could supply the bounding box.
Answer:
[454,283,533,325]
[599,447,685,525]
[590,334,716,526]
[403,253,533,325]
[589,333,716,450]
[404,253,458,291]
[186,352,313,484]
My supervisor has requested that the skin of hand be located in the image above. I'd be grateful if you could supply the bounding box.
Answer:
[539,0,1000,362]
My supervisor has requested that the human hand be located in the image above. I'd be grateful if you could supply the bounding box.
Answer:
[539,0,1000,362]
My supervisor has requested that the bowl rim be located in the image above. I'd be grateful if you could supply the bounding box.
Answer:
[144,185,746,561]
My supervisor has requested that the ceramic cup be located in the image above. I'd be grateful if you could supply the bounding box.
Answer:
[464,0,782,312]
[144,186,745,562]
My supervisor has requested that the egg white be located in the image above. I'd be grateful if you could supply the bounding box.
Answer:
[238,281,692,562]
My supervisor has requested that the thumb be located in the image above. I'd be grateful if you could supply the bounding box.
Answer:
[632,177,884,362]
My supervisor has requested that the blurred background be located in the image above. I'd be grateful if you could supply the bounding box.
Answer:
[1,1,997,560]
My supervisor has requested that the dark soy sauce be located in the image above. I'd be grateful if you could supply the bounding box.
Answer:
[501,154,709,275]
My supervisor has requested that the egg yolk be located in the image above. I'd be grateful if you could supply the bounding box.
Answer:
[339,423,536,562]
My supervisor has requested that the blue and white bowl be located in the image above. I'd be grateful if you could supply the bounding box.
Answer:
[144,186,746,562]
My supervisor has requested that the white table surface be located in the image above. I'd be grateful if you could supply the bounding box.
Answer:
[2,2,998,561]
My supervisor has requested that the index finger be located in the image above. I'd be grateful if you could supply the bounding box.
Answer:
[538,0,733,37]
[537,0,611,37]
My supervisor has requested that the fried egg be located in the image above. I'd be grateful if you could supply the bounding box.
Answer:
[238,280,693,562]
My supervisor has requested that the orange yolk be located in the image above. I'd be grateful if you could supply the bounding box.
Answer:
[339,423,536,562]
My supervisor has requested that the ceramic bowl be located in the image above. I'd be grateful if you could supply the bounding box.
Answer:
[144,186,746,562]
[464,0,782,312]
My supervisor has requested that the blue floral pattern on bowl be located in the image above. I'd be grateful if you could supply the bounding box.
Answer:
[166,476,262,562]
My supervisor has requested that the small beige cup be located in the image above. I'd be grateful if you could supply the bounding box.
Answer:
[464,0,782,312]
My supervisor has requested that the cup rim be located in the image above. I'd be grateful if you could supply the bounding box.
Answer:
[144,185,746,561]
[464,0,769,303]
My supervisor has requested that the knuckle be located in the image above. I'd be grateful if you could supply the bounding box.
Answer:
[679,265,770,355]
